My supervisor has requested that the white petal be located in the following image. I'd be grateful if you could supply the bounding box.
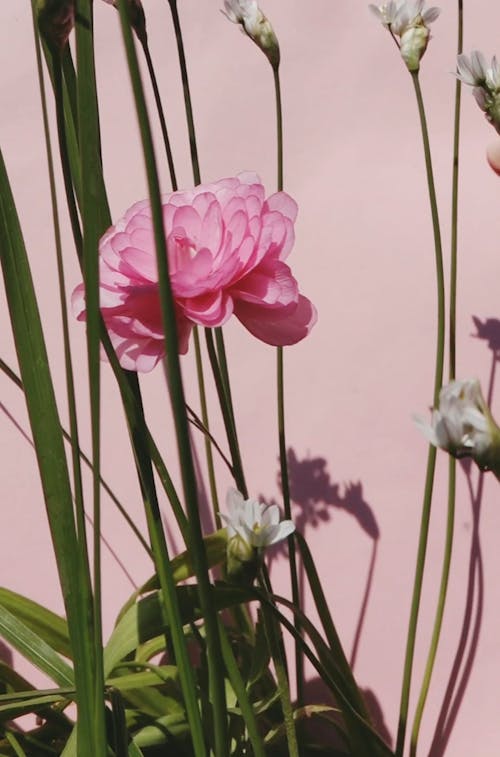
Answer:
[268,520,296,545]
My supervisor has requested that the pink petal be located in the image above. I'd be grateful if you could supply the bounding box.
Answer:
[181,289,233,327]
[234,294,317,346]
[230,260,298,307]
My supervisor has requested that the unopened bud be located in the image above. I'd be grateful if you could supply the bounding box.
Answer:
[400,23,429,72]
[37,0,75,53]
[222,0,280,68]
[226,533,259,585]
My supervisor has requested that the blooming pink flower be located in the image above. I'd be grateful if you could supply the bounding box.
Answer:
[72,173,316,372]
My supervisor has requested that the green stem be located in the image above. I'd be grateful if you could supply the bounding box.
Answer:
[116,5,227,755]
[193,327,220,519]
[74,2,106,749]
[52,52,82,258]
[273,62,303,703]
[395,71,446,757]
[139,36,178,191]
[409,7,463,754]
[32,4,87,564]
[167,0,200,185]
[205,329,248,497]
[259,574,299,757]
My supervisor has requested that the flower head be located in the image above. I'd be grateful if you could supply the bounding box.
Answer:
[369,0,440,71]
[220,488,295,550]
[456,52,500,135]
[72,173,316,372]
[220,489,295,584]
[414,379,500,472]
[222,0,280,67]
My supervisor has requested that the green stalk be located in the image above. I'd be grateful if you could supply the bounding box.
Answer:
[395,71,446,757]
[139,36,178,191]
[167,0,200,184]
[52,53,82,257]
[409,6,463,753]
[259,575,299,757]
[74,1,106,749]
[164,0,221,524]
[116,5,228,755]
[205,329,248,496]
[218,620,266,757]
[31,3,87,567]
[193,327,220,518]
[273,62,303,703]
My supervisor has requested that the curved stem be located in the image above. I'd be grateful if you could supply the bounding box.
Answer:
[409,6,463,755]
[395,71,446,757]
[273,63,303,703]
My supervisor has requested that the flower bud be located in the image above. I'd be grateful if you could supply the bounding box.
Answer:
[226,533,259,585]
[222,0,280,68]
[400,23,430,72]
[37,0,75,53]
[369,1,440,72]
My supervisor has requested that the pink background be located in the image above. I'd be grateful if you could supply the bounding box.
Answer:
[2,2,500,754]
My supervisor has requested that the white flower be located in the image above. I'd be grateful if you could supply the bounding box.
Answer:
[220,488,295,550]
[369,0,440,71]
[222,0,280,67]
[414,379,500,471]
[456,51,500,134]
[456,51,488,86]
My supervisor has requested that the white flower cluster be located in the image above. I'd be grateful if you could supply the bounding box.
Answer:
[456,52,500,135]
[369,0,440,71]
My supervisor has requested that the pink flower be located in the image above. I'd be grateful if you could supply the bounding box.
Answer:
[72,172,316,372]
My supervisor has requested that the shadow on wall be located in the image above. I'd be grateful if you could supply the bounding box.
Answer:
[263,447,392,748]
[428,315,500,756]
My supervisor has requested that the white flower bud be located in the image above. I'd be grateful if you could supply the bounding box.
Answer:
[222,0,280,68]
[370,0,440,71]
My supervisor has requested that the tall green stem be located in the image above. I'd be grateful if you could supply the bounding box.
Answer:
[259,574,299,757]
[139,37,178,191]
[193,327,220,518]
[117,5,228,754]
[409,7,463,754]
[205,329,248,497]
[395,71,446,757]
[167,0,200,184]
[273,63,303,703]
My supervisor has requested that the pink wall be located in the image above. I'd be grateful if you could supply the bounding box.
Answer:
[2,2,500,754]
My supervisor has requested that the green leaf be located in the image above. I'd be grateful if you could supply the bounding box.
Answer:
[0,588,70,659]
[0,604,73,688]
[116,529,228,622]
[105,584,253,676]
[0,147,96,751]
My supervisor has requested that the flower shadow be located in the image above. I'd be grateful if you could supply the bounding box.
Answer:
[263,448,391,747]
[428,315,500,755]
